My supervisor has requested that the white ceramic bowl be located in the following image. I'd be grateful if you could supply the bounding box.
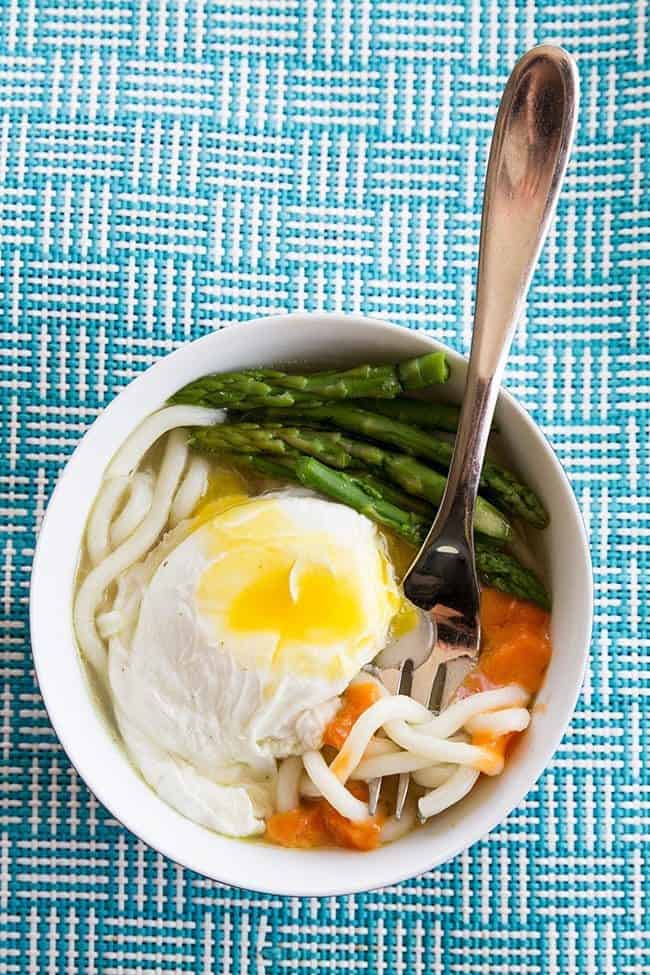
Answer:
[30,313,592,896]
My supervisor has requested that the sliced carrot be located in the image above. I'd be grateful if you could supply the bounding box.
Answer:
[458,669,497,696]
[318,804,383,851]
[472,730,515,758]
[266,782,382,851]
[266,804,329,849]
[480,627,551,694]
[319,781,383,852]
[476,588,552,695]
[470,729,518,775]
[323,681,382,749]
[480,588,518,628]
[481,587,550,635]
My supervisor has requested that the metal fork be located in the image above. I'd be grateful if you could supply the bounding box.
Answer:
[370,44,578,819]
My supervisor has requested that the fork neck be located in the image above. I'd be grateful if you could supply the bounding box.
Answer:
[435,367,499,545]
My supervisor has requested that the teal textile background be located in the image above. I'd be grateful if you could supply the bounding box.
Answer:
[0,1,648,972]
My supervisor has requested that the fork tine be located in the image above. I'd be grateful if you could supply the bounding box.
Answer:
[367,778,382,816]
[397,658,415,697]
[393,660,415,818]
[394,773,411,820]
[369,658,415,817]
[428,661,447,716]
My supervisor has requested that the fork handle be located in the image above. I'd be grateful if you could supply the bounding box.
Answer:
[410,47,578,581]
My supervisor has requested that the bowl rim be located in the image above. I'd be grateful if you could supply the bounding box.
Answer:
[30,311,593,896]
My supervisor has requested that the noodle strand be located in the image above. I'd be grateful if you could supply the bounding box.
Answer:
[106,406,222,478]
[276,756,303,813]
[169,455,210,527]
[418,766,480,819]
[96,609,126,639]
[86,476,129,566]
[298,772,321,800]
[411,764,455,789]
[465,707,530,737]
[303,751,368,821]
[74,430,189,673]
[416,685,528,739]
[380,799,417,843]
[351,751,438,781]
[384,720,496,772]
[110,472,154,548]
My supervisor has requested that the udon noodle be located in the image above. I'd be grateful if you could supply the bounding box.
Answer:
[73,407,219,674]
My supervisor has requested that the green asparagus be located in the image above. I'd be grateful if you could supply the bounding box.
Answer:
[474,542,550,610]
[190,423,512,540]
[190,423,351,469]
[241,453,550,608]
[245,454,428,545]
[170,351,450,409]
[348,472,435,517]
[169,378,322,409]
[255,404,548,529]
[356,397,461,433]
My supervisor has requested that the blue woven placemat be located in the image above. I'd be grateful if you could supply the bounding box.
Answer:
[1,1,648,971]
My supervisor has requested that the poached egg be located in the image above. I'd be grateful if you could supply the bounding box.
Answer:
[109,491,401,836]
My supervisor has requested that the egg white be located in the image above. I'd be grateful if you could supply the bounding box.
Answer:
[108,491,400,837]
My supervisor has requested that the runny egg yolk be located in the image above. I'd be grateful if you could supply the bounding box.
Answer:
[191,466,250,528]
[226,560,365,648]
[194,498,401,683]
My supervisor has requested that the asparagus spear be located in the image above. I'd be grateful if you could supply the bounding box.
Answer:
[191,423,352,469]
[190,423,512,540]
[255,404,548,529]
[396,353,450,390]
[473,541,550,610]
[169,378,321,409]
[170,351,450,409]
[348,472,435,517]
[244,453,428,544]
[242,453,550,608]
[356,398,461,433]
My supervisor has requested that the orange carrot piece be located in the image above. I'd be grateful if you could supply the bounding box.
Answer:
[323,681,382,749]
